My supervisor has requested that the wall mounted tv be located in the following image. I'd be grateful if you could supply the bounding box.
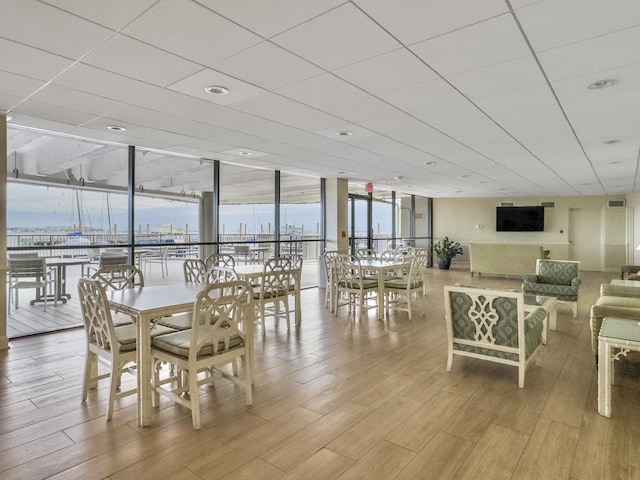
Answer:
[496,206,544,232]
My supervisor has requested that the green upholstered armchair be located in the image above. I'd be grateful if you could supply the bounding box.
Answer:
[443,285,547,388]
[522,259,581,317]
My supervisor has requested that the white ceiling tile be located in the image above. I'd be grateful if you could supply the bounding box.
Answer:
[0,93,24,113]
[230,92,310,119]
[273,3,401,71]
[446,56,546,99]
[241,121,305,141]
[411,100,486,129]
[30,84,122,116]
[356,0,508,45]
[212,42,323,90]
[321,95,399,123]
[474,84,558,117]
[0,71,45,98]
[196,0,345,38]
[167,68,265,106]
[0,38,75,81]
[0,0,113,58]
[276,109,345,132]
[333,48,438,94]
[538,26,640,82]
[53,64,151,104]
[516,0,640,52]
[377,78,465,112]
[13,99,99,126]
[123,0,261,65]
[360,112,427,135]
[83,35,202,87]
[277,73,366,108]
[191,104,265,130]
[411,14,531,76]
[42,0,158,30]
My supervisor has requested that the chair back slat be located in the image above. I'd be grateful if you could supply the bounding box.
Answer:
[78,278,117,352]
[92,264,144,290]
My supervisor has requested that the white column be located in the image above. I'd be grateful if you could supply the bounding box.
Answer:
[0,114,8,349]
[325,178,349,253]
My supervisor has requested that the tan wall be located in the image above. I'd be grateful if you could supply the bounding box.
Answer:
[433,195,627,272]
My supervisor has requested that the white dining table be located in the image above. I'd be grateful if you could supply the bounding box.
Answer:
[353,259,411,320]
[106,282,203,427]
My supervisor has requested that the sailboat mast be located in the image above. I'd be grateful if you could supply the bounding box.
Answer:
[75,189,83,233]
[106,192,112,234]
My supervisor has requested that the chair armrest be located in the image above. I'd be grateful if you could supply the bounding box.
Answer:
[571,277,582,287]
[600,284,640,298]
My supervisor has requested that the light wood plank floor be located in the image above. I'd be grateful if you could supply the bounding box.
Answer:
[1,267,639,480]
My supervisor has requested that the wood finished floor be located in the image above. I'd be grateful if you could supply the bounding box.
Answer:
[1,267,639,480]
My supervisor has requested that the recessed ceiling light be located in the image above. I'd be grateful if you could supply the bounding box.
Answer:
[336,131,353,136]
[205,85,229,95]
[107,125,126,132]
[603,139,621,145]
[588,79,617,89]
[238,151,252,156]
[424,161,436,165]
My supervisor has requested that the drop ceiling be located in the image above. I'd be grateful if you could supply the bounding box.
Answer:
[2,0,640,198]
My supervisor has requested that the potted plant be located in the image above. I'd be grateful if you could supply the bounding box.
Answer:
[432,237,463,270]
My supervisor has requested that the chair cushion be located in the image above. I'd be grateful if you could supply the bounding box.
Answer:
[157,313,192,331]
[152,330,244,358]
[522,282,578,301]
[111,312,134,327]
[114,323,178,352]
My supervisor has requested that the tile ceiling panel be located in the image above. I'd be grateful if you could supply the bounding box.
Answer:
[377,78,465,113]
[13,100,98,126]
[333,48,438,94]
[355,0,508,46]
[321,95,401,124]
[196,0,346,39]
[212,42,323,90]
[42,0,159,30]
[82,35,202,87]
[0,0,113,58]
[191,105,265,130]
[275,109,346,132]
[412,14,531,76]
[30,85,122,116]
[474,84,559,118]
[167,68,265,106]
[277,74,366,109]
[229,92,309,120]
[0,72,45,99]
[537,26,640,82]
[0,38,74,81]
[446,56,546,100]
[273,3,401,71]
[53,64,154,104]
[515,0,640,52]
[123,0,261,66]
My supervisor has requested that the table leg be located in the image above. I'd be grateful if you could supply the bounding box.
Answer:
[137,314,152,427]
[598,338,611,417]
[378,271,385,320]
[548,303,557,331]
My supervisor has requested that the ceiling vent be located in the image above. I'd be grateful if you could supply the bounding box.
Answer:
[540,201,555,208]
[500,202,514,207]
[608,200,626,207]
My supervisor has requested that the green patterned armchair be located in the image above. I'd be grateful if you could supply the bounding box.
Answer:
[522,259,581,317]
[444,285,547,388]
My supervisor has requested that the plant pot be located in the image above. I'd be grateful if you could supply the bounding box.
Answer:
[437,257,452,270]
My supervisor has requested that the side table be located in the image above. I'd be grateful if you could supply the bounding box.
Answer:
[597,316,640,417]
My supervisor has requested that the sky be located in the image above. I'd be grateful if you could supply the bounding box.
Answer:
[7,183,327,234]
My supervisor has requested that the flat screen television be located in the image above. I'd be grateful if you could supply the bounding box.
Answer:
[496,206,544,232]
